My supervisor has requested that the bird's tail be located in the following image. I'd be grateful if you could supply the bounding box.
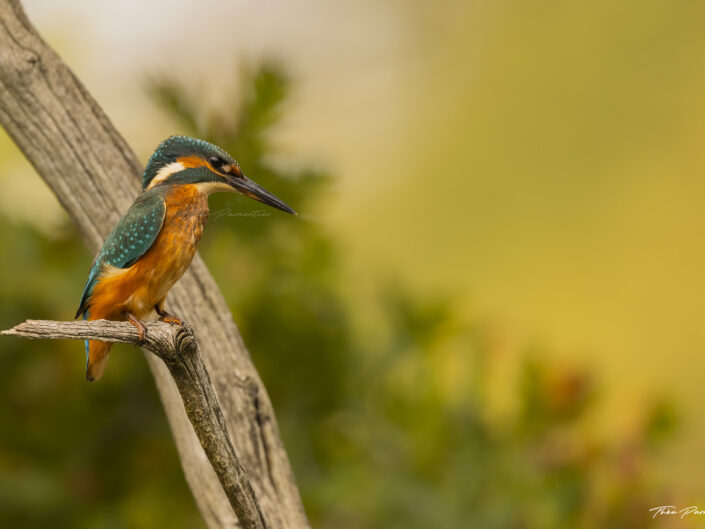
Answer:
[85,339,113,382]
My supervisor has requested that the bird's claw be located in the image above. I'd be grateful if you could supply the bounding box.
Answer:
[125,312,148,344]
[159,315,183,326]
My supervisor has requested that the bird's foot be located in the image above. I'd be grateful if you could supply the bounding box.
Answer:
[155,304,183,326]
[159,315,183,326]
[125,312,147,344]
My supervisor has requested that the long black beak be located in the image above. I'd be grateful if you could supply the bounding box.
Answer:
[227,175,296,215]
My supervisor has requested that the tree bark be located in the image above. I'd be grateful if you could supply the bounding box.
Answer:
[0,2,309,528]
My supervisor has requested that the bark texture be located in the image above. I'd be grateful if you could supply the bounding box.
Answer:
[0,2,309,528]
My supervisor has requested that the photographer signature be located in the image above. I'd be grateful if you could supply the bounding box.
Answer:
[650,505,705,519]
[211,208,271,221]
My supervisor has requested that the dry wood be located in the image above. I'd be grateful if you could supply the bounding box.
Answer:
[0,1,310,528]
[3,319,266,529]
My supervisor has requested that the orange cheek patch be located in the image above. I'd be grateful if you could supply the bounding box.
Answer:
[177,155,209,169]
[178,155,226,177]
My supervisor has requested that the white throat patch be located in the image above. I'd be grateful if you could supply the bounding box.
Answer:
[194,181,235,195]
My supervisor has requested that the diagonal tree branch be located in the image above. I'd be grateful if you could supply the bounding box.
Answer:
[3,319,265,529]
[0,1,310,528]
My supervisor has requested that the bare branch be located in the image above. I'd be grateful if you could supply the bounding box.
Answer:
[4,319,266,529]
[3,319,162,344]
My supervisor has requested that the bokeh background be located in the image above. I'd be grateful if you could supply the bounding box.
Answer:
[0,0,703,527]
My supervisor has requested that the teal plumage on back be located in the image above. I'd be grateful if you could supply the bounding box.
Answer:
[75,191,166,318]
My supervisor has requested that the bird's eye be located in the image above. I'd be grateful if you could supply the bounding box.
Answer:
[208,155,224,169]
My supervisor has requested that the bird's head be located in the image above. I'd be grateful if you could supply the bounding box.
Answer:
[142,135,295,214]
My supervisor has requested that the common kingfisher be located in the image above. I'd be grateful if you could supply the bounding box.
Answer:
[76,135,295,381]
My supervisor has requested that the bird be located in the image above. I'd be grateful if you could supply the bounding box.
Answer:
[75,135,295,381]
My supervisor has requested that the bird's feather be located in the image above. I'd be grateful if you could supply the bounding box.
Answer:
[75,191,166,318]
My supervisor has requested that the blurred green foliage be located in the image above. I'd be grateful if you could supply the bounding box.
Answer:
[0,64,678,529]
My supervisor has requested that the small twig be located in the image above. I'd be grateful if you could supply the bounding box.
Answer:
[2,319,267,529]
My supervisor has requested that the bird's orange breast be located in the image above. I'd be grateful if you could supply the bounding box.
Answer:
[88,185,209,321]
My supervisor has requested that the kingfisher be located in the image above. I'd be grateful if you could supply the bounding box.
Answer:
[75,135,295,381]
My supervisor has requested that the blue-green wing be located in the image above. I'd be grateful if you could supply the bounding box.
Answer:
[75,192,166,318]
